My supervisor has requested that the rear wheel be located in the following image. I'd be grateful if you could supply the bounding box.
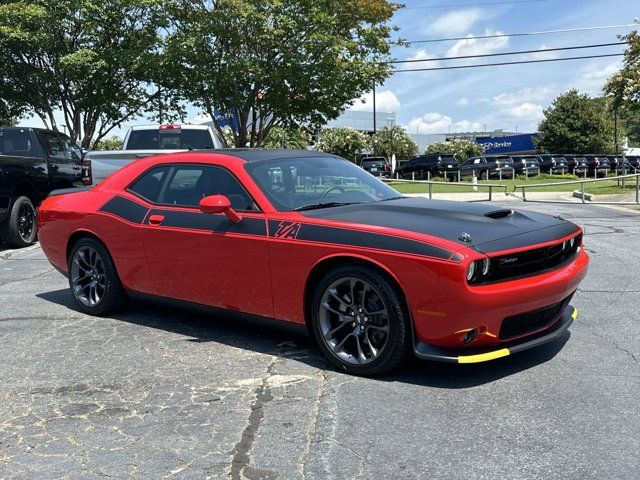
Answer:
[310,265,411,375]
[68,237,127,315]
[1,196,37,248]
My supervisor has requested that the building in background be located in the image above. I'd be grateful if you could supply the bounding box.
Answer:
[325,110,396,132]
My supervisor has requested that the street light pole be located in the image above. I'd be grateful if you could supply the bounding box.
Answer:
[372,81,377,134]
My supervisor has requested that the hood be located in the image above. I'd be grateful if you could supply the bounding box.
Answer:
[300,197,580,254]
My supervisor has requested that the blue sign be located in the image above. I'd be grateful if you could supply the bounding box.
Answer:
[475,134,538,154]
[213,109,240,132]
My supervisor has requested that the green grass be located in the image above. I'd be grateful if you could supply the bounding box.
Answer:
[389,177,640,196]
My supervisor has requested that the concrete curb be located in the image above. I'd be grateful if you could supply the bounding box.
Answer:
[572,190,593,201]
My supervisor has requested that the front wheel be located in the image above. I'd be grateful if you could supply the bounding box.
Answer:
[1,196,37,248]
[310,265,411,375]
[68,237,127,315]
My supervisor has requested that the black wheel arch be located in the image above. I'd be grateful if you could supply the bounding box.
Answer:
[304,256,410,332]
[66,230,107,265]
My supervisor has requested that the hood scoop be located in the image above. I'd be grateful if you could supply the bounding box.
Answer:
[484,209,514,219]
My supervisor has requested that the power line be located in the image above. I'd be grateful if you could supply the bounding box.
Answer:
[406,23,637,44]
[402,0,547,9]
[393,52,624,72]
[389,42,625,64]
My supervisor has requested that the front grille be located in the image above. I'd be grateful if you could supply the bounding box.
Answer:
[499,295,571,340]
[476,234,581,284]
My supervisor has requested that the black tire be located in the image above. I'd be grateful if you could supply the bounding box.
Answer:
[310,264,411,376]
[1,196,37,248]
[67,237,127,315]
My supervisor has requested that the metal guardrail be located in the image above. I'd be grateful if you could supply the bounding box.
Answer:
[385,173,640,205]
[383,178,508,202]
[512,173,640,205]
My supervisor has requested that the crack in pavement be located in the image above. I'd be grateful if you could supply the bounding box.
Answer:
[580,318,639,366]
[0,267,55,288]
[229,356,278,480]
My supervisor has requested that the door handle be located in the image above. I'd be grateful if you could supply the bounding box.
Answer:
[148,214,164,226]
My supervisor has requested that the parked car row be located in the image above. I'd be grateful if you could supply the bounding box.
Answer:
[386,153,640,180]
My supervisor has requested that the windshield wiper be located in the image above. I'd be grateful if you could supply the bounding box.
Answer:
[379,196,404,201]
[294,202,357,212]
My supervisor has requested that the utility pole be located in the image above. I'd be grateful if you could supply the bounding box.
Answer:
[614,108,619,156]
[372,81,377,134]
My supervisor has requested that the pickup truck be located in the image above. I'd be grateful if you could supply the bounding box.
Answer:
[83,124,227,185]
[0,127,82,247]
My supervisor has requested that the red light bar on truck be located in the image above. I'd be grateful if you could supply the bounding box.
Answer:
[159,124,181,130]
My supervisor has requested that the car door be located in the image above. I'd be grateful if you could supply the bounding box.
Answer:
[137,163,273,317]
[38,131,75,190]
[58,134,83,187]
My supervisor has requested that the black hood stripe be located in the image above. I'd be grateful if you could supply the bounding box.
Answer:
[268,220,452,260]
[99,196,148,224]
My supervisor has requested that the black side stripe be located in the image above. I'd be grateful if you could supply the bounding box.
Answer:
[147,209,267,236]
[268,220,452,260]
[99,196,149,224]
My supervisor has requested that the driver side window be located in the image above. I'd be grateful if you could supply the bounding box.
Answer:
[158,165,257,211]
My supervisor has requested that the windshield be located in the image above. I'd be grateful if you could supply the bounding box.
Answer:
[245,156,401,212]
[126,129,214,149]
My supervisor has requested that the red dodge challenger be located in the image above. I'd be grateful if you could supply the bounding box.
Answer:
[37,150,589,375]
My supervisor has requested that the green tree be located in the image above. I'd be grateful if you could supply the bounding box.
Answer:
[605,23,639,112]
[425,139,484,162]
[536,89,617,154]
[604,23,640,147]
[92,136,123,150]
[369,126,417,160]
[162,0,400,147]
[0,0,171,148]
[619,107,640,147]
[263,126,311,149]
[315,127,368,162]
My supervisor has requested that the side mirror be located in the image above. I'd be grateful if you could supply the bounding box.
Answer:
[199,194,242,223]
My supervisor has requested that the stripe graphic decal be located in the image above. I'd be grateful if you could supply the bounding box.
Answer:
[268,220,452,260]
[100,196,149,224]
[147,209,267,236]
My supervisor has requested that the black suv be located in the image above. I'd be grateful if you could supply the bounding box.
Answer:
[360,156,391,177]
[0,127,83,247]
[622,155,640,171]
[460,155,514,180]
[564,154,589,175]
[536,154,570,174]
[511,155,540,176]
[582,155,611,176]
[395,154,460,180]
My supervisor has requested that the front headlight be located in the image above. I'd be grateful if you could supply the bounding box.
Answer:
[466,261,476,281]
[467,258,491,283]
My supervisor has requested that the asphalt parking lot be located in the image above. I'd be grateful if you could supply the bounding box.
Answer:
[1,200,639,480]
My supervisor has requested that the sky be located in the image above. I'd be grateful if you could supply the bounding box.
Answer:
[18,0,637,138]
[363,0,636,134]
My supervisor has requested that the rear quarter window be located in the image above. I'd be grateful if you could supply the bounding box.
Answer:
[0,130,38,158]
[128,166,171,203]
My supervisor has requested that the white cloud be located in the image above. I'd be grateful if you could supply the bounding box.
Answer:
[349,90,400,113]
[456,97,470,107]
[445,29,509,62]
[527,44,561,61]
[491,86,555,107]
[573,61,622,96]
[406,112,482,134]
[502,102,545,119]
[429,9,483,35]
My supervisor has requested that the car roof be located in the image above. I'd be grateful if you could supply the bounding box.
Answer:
[131,124,211,131]
[0,126,62,134]
[191,148,336,163]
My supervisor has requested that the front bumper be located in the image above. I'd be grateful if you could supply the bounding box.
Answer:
[413,305,577,363]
